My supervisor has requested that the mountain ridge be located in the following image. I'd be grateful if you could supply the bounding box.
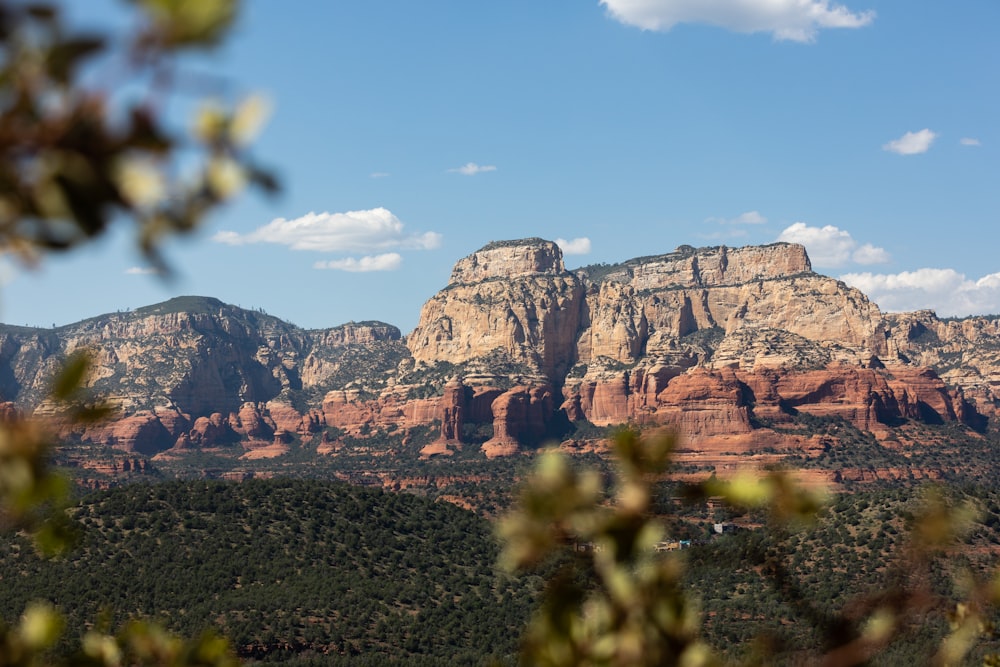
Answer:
[1,239,997,478]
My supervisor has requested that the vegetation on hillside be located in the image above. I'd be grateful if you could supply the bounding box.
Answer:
[687,484,1000,664]
[0,479,539,665]
[500,430,1000,666]
[1,0,999,664]
[0,0,276,662]
[476,238,551,253]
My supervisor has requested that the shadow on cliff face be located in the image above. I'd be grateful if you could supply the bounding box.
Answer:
[915,400,946,426]
[540,410,619,448]
[962,410,989,434]
[542,409,574,445]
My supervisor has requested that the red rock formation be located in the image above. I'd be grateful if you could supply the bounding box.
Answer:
[419,379,469,459]
[80,411,173,455]
[189,412,236,446]
[258,401,325,436]
[740,366,896,433]
[439,378,466,442]
[152,407,191,438]
[884,367,961,423]
[566,373,632,426]
[321,390,385,433]
[70,456,151,475]
[560,361,973,452]
[3,241,991,469]
[467,387,504,423]
[483,385,555,458]
[654,369,754,440]
[230,402,275,439]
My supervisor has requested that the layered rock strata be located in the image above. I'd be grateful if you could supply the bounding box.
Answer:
[408,239,584,380]
[406,240,985,455]
[0,239,996,461]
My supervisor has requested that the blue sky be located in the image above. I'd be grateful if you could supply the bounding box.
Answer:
[2,0,997,331]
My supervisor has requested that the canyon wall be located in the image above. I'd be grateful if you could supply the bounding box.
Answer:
[1,240,996,460]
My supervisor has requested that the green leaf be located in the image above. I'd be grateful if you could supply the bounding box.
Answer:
[135,0,238,48]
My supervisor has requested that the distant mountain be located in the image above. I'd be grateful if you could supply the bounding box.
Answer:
[1,240,998,483]
[0,296,406,454]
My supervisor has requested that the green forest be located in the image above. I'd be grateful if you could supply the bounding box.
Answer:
[685,485,1000,664]
[0,479,541,665]
[4,474,1000,664]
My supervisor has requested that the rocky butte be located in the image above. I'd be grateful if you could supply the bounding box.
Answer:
[0,239,997,470]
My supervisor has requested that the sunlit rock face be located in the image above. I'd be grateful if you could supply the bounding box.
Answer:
[885,310,1000,419]
[406,240,985,455]
[0,240,994,461]
[408,239,585,381]
[0,297,406,455]
[574,243,887,368]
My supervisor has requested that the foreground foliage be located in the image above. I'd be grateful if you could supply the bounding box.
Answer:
[9,430,1000,665]
[500,430,1000,666]
[0,0,280,661]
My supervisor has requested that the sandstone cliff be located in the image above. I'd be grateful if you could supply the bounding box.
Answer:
[885,310,1000,420]
[0,297,407,455]
[405,239,989,456]
[1,240,996,465]
[408,239,584,380]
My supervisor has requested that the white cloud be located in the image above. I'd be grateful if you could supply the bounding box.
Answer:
[842,269,1000,316]
[732,210,767,224]
[851,243,891,266]
[125,266,161,275]
[313,253,403,272]
[448,162,497,176]
[212,208,442,253]
[777,222,891,268]
[555,237,592,255]
[777,222,853,266]
[960,137,981,147]
[882,128,937,155]
[600,0,874,42]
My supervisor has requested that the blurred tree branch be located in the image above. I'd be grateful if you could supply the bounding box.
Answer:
[0,0,275,663]
[0,0,277,274]
[500,430,1000,666]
